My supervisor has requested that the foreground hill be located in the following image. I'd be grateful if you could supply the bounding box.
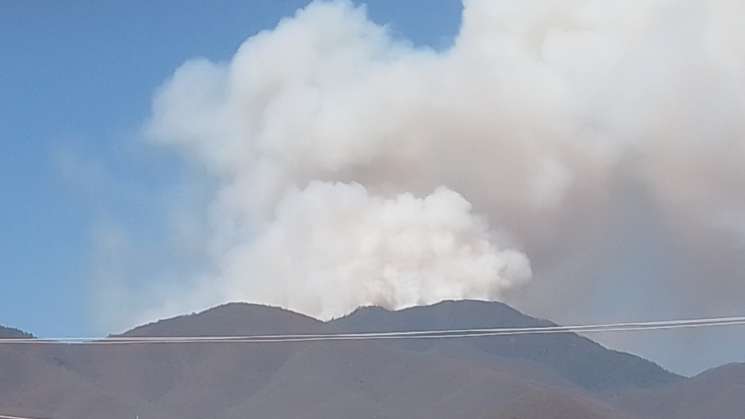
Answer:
[330,300,681,392]
[0,325,32,339]
[122,302,327,337]
[0,301,742,419]
[222,340,634,419]
[613,362,745,419]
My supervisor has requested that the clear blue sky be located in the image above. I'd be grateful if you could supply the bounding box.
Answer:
[0,0,462,337]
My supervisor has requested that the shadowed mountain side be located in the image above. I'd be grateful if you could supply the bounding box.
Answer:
[120,302,326,337]
[0,306,326,419]
[329,300,683,392]
[0,325,32,339]
[1,301,741,419]
[223,341,637,419]
[0,343,119,419]
[613,363,745,419]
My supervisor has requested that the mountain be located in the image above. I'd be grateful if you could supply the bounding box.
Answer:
[0,301,741,419]
[0,325,32,339]
[613,362,745,419]
[121,302,326,337]
[0,304,326,419]
[222,340,634,419]
[330,300,682,392]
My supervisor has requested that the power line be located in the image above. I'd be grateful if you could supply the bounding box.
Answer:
[1,315,744,345]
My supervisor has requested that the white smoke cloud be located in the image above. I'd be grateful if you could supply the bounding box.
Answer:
[212,182,530,319]
[136,0,745,368]
[144,0,548,319]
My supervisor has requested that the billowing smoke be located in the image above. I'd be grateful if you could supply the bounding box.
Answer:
[136,0,745,371]
[208,183,530,319]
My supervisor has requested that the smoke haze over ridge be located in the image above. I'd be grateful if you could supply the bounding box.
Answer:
[95,0,745,374]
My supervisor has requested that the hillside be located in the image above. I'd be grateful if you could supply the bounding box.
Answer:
[0,325,32,339]
[613,362,745,419]
[330,300,682,392]
[121,302,327,337]
[0,301,741,419]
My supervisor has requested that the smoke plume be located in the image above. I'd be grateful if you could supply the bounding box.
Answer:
[135,0,745,372]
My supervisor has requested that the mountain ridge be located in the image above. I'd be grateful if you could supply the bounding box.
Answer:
[116,299,681,392]
[120,302,326,337]
[1,300,743,419]
[329,299,683,392]
[0,324,32,339]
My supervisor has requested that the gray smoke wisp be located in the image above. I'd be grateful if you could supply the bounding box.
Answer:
[135,0,745,371]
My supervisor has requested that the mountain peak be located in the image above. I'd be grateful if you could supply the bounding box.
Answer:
[332,299,550,333]
[120,302,325,337]
[693,362,745,383]
[112,299,682,392]
[4,300,738,419]
[330,299,682,392]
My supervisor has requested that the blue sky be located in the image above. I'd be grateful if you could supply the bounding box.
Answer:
[0,0,461,337]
